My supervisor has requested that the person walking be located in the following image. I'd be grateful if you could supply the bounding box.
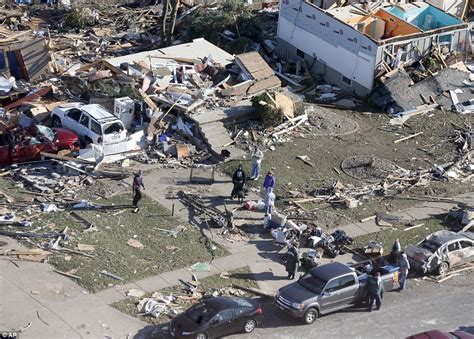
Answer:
[250,146,264,180]
[399,251,410,291]
[367,271,384,311]
[231,164,246,199]
[132,170,145,213]
[263,170,275,214]
[285,241,300,279]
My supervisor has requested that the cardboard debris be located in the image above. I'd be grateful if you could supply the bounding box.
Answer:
[127,289,146,298]
[127,239,144,249]
[76,244,95,252]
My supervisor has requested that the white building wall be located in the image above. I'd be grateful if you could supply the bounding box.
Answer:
[278,0,377,91]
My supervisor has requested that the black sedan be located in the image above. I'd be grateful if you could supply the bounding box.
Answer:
[169,296,264,338]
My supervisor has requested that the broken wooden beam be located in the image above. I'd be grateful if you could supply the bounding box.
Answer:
[231,284,274,298]
[53,269,81,280]
[394,132,423,144]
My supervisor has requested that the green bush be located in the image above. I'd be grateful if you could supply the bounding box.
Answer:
[251,94,284,128]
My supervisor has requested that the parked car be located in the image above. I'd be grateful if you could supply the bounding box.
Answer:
[51,103,127,145]
[407,329,474,339]
[406,231,474,275]
[0,125,79,165]
[169,296,263,338]
[275,261,399,324]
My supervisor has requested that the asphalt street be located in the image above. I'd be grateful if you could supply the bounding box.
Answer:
[138,271,474,339]
[238,270,474,339]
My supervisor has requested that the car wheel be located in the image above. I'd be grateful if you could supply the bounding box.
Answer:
[84,137,93,145]
[303,308,318,325]
[243,319,257,333]
[436,262,449,276]
[52,115,62,127]
[195,333,207,339]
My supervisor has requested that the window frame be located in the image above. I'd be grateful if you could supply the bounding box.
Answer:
[79,113,90,128]
[342,75,352,86]
[66,108,82,122]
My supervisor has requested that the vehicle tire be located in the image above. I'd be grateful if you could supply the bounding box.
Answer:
[195,333,207,339]
[303,308,318,325]
[243,319,257,333]
[84,137,93,145]
[436,262,449,276]
[52,115,62,127]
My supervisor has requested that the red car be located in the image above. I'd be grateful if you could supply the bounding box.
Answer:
[408,330,474,339]
[0,125,79,165]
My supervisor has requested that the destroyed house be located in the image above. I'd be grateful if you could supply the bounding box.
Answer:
[277,1,469,95]
[0,37,50,82]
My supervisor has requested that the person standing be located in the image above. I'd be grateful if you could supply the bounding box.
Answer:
[389,238,401,264]
[266,191,275,215]
[399,251,410,291]
[231,164,246,199]
[285,241,300,279]
[132,170,145,213]
[367,271,384,311]
[263,170,275,214]
[250,146,264,180]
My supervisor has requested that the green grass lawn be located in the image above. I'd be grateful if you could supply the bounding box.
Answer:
[34,193,229,292]
[352,217,453,253]
[112,266,259,324]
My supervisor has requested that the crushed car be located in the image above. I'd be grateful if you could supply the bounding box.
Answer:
[0,124,79,165]
[51,103,127,145]
[406,231,474,275]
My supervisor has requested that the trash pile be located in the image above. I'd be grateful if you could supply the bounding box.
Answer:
[133,275,250,319]
[370,45,474,115]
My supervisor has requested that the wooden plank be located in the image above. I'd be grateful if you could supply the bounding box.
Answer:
[231,284,274,298]
[394,132,423,144]
[53,269,81,280]
[40,152,94,164]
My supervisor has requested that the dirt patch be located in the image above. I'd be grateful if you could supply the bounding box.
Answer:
[341,155,398,182]
[305,105,359,136]
[221,107,473,227]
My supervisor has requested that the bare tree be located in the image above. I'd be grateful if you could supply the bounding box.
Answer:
[165,0,179,46]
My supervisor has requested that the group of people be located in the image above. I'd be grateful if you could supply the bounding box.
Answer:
[231,146,276,215]
[283,237,412,313]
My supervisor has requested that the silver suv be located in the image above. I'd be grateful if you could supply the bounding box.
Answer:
[51,103,127,145]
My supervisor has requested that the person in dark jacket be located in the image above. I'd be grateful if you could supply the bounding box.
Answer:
[285,241,300,279]
[367,271,384,311]
[389,238,401,264]
[263,171,276,215]
[231,164,246,199]
[132,170,145,213]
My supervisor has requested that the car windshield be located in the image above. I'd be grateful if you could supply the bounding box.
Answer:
[36,125,55,142]
[419,240,441,252]
[185,303,217,325]
[298,272,326,294]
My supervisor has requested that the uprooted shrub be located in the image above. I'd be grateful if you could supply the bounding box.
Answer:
[251,94,284,128]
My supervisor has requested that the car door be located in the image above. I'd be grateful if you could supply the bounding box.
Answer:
[458,240,474,264]
[447,241,463,267]
[78,113,91,142]
[319,278,344,312]
[64,108,82,132]
[207,308,235,337]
